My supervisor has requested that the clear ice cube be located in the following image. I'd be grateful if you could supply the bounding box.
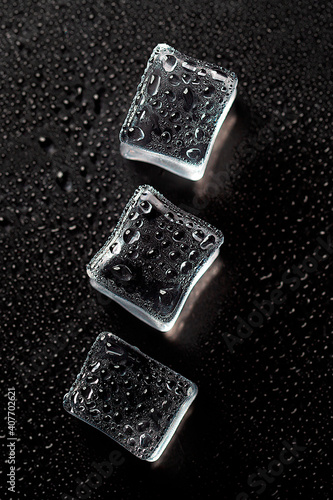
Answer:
[63,332,198,461]
[120,43,238,180]
[87,185,224,331]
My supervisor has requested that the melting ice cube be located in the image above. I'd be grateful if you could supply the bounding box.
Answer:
[87,185,224,331]
[120,43,238,180]
[63,332,198,461]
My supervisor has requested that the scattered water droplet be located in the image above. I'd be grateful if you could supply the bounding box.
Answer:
[203,85,215,97]
[82,386,93,399]
[183,87,194,112]
[180,261,192,273]
[90,361,101,372]
[110,242,121,254]
[56,171,72,192]
[169,74,180,86]
[165,212,175,221]
[161,130,172,143]
[105,342,126,361]
[151,100,162,109]
[170,111,181,122]
[127,249,139,260]
[206,101,215,111]
[161,240,171,249]
[113,412,122,424]
[195,128,204,140]
[189,249,199,261]
[124,424,133,436]
[137,420,150,432]
[182,61,196,71]
[148,74,161,96]
[39,136,56,154]
[166,268,177,279]
[164,90,176,101]
[212,70,229,82]
[140,433,152,447]
[123,228,140,244]
[169,250,181,261]
[129,210,139,220]
[186,148,202,161]
[127,126,144,142]
[111,264,133,282]
[193,229,205,241]
[162,54,177,72]
[167,379,176,390]
[87,375,99,385]
[146,247,159,259]
[139,200,152,214]
[200,234,216,249]
[182,73,191,84]
[173,230,185,241]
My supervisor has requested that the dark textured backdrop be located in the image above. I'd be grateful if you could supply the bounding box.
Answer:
[1,0,332,499]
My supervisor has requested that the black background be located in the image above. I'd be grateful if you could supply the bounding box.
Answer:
[1,0,332,499]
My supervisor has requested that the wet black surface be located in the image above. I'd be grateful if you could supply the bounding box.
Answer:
[1,1,332,499]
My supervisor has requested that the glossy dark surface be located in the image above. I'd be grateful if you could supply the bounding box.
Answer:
[1,0,331,499]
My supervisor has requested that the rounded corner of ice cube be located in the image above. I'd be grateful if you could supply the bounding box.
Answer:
[63,393,71,412]
[119,140,130,159]
[98,330,109,339]
[137,183,154,193]
[156,318,176,332]
[187,161,207,181]
[154,42,173,53]
[188,381,199,400]
[145,446,165,462]
[119,127,126,146]
[86,262,94,279]
[217,232,224,248]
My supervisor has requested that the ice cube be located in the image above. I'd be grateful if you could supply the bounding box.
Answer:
[63,332,198,461]
[120,43,238,180]
[87,185,224,331]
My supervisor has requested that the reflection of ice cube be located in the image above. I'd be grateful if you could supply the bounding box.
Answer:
[63,332,198,461]
[87,185,224,331]
[120,43,238,181]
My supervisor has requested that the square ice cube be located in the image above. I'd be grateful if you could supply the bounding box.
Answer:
[87,185,224,331]
[63,332,198,461]
[120,43,237,180]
